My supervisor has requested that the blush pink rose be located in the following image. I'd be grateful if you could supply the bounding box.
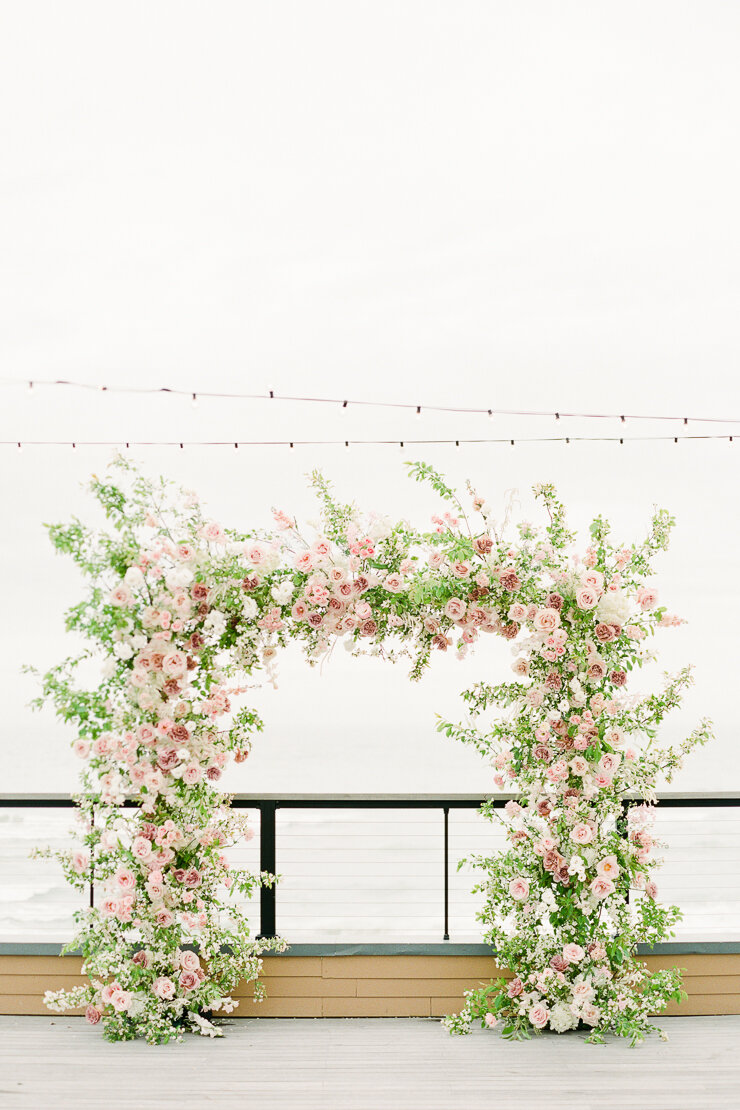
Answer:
[110,989,132,1012]
[533,607,561,633]
[85,1005,102,1024]
[590,877,615,899]
[563,943,585,963]
[596,855,620,879]
[529,1005,549,1029]
[71,850,89,874]
[637,586,659,611]
[152,976,176,1000]
[179,970,198,992]
[508,877,530,901]
[571,823,595,845]
[180,950,201,972]
[575,587,598,610]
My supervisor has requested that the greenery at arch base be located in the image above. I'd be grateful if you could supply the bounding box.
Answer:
[31,456,712,1044]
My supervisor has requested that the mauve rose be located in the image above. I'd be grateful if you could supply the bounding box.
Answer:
[433,634,450,651]
[594,623,616,643]
[610,670,627,686]
[587,661,606,680]
[170,724,190,744]
[536,800,552,817]
[184,868,202,888]
[507,977,524,998]
[474,536,493,554]
[543,850,561,872]
[533,744,552,761]
[157,749,179,772]
[501,622,519,640]
[206,766,222,782]
[307,612,323,627]
[85,1004,103,1024]
[154,908,175,927]
[132,949,150,968]
[444,598,467,622]
[192,583,210,601]
[353,575,369,593]
[544,672,561,690]
[546,593,564,611]
[499,569,521,591]
[173,868,187,883]
[360,619,377,637]
[550,954,569,972]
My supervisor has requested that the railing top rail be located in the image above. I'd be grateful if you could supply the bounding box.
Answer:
[2,791,740,804]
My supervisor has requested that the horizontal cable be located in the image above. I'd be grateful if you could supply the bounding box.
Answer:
[3,435,738,448]
[3,376,740,425]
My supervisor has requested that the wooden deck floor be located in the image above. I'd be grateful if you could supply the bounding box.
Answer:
[1,1015,739,1110]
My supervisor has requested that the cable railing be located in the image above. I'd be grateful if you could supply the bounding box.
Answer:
[1,793,739,946]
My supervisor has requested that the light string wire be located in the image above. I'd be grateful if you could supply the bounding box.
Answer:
[4,435,738,450]
[4,377,740,426]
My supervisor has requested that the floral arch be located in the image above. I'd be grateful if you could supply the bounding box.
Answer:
[34,456,711,1045]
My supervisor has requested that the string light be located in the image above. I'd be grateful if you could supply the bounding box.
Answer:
[416,406,421,419]
[5,434,738,449]
[2,378,738,426]
[191,393,198,408]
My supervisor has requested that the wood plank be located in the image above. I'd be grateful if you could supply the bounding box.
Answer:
[0,995,83,1015]
[357,977,484,998]
[262,957,323,977]
[0,956,84,974]
[320,956,502,978]
[234,976,357,998]
[231,996,323,1018]
[321,997,432,1017]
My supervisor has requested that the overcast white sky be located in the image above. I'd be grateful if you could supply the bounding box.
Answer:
[1,2,739,793]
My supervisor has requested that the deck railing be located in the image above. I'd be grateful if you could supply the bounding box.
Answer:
[1,793,739,944]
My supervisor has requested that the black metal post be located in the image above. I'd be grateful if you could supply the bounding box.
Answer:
[443,806,450,941]
[89,805,95,909]
[258,801,277,938]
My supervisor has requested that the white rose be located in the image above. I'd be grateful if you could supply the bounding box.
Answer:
[596,589,631,626]
[113,642,134,660]
[242,598,258,620]
[271,580,294,605]
[124,566,145,589]
[101,658,117,678]
[165,566,194,591]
